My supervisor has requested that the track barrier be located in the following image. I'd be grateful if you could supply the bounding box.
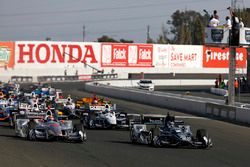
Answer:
[11,76,33,83]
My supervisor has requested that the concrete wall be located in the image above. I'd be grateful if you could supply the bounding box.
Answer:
[85,81,250,125]
[98,79,215,87]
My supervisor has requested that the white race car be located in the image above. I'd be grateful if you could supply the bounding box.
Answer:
[81,103,117,129]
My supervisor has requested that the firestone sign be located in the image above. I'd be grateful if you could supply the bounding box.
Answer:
[203,46,246,68]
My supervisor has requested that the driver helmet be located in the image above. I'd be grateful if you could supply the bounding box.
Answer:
[92,100,98,104]
[46,115,54,122]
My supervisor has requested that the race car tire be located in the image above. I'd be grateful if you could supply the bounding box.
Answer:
[196,129,209,148]
[130,128,136,143]
[81,115,88,127]
[74,124,87,142]
[89,120,95,129]
[45,129,49,140]
[153,136,162,147]
[74,124,84,132]
[150,128,160,145]
[27,129,36,141]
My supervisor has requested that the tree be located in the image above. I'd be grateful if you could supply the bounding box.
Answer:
[97,35,133,43]
[97,35,118,42]
[157,24,171,44]
[119,39,133,43]
[167,10,207,45]
[146,37,155,44]
[193,17,205,45]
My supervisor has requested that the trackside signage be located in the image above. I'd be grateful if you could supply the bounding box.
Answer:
[15,41,100,68]
[0,42,15,68]
[153,44,169,67]
[101,43,153,67]
[203,46,247,68]
[0,41,248,76]
[168,45,202,68]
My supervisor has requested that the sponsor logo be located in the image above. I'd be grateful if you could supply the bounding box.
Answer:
[17,43,98,64]
[101,43,153,67]
[0,42,15,68]
[211,29,224,42]
[0,47,10,62]
[245,30,250,42]
[203,47,246,68]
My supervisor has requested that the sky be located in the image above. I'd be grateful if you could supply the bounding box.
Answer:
[0,0,249,43]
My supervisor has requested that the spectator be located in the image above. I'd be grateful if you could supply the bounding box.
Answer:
[225,80,229,90]
[209,15,220,27]
[228,7,240,46]
[220,79,225,89]
[224,91,229,105]
[224,16,232,28]
[234,79,239,94]
[239,18,244,28]
[215,78,219,88]
[213,10,219,20]
[242,76,247,91]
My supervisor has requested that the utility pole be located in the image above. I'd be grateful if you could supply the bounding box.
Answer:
[83,25,86,42]
[228,0,237,106]
[147,25,150,42]
[228,47,236,106]
[231,0,236,9]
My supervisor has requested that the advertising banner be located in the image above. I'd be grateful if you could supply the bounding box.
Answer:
[153,44,169,68]
[0,42,15,68]
[14,41,101,69]
[168,45,202,68]
[101,43,153,67]
[203,46,247,68]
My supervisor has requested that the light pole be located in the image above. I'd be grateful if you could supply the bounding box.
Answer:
[228,0,237,106]
[228,46,236,106]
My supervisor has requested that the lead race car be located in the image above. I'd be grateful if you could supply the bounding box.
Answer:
[130,114,212,149]
[15,110,86,142]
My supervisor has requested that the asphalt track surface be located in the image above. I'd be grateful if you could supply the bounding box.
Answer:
[1,82,250,167]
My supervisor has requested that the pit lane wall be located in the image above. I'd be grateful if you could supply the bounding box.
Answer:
[85,81,250,125]
[0,41,247,82]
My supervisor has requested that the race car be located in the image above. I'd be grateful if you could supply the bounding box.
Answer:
[78,95,118,129]
[130,115,212,149]
[82,107,117,129]
[15,111,86,142]
[0,91,6,99]
[0,106,17,127]
[76,94,114,110]
[116,112,142,129]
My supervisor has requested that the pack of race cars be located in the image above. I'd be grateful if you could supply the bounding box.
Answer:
[0,81,212,149]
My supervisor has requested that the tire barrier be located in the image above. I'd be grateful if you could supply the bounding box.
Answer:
[78,74,118,81]
[37,75,79,82]
[37,73,118,82]
[91,73,118,80]
[11,76,33,83]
